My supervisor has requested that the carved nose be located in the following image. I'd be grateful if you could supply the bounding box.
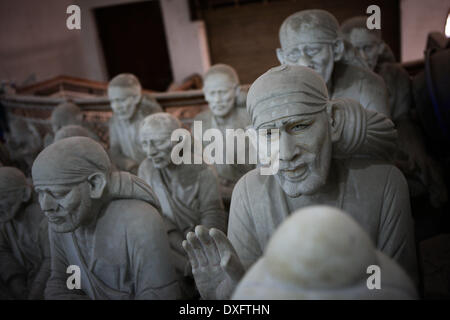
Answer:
[40,192,58,211]
[279,132,297,161]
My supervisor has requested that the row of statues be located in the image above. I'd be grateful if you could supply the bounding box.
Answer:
[1,9,447,299]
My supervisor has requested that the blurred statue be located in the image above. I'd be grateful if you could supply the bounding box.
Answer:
[5,117,42,175]
[138,112,227,298]
[0,167,50,300]
[108,73,162,173]
[195,64,254,202]
[276,9,390,117]
[54,125,100,142]
[341,16,448,208]
[233,206,418,299]
[183,65,417,300]
[32,137,181,300]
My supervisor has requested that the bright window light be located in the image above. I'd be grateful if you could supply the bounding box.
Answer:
[445,11,450,37]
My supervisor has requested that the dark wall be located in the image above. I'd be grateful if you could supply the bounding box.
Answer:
[95,0,173,91]
[197,0,400,84]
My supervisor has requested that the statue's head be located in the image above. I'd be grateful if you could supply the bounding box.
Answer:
[54,125,93,142]
[108,73,142,121]
[0,167,32,223]
[32,137,110,233]
[247,65,342,197]
[277,10,344,85]
[51,102,83,134]
[139,112,181,169]
[203,64,240,117]
[340,16,384,70]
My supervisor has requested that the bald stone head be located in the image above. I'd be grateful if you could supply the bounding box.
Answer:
[108,73,142,120]
[340,16,384,70]
[51,102,83,134]
[139,112,182,169]
[32,137,110,233]
[233,205,417,299]
[54,125,95,142]
[277,10,345,85]
[203,64,240,117]
[0,167,31,223]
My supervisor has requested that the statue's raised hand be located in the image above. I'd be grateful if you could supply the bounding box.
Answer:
[182,225,245,300]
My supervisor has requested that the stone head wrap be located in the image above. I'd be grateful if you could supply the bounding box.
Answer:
[247,64,329,128]
[32,136,110,186]
[51,102,82,128]
[0,167,28,193]
[279,9,340,49]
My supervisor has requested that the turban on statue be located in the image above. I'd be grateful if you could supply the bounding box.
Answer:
[32,136,110,186]
[0,167,28,193]
[247,64,329,128]
[279,9,340,49]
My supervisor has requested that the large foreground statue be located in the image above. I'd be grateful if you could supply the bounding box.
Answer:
[183,65,418,300]
[32,137,180,300]
[276,9,390,117]
[108,73,162,173]
[0,167,49,299]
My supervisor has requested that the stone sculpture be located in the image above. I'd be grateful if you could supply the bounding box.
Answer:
[183,65,418,300]
[276,9,390,117]
[194,64,254,202]
[32,137,180,300]
[340,16,448,208]
[108,73,163,173]
[0,167,50,299]
[233,206,418,299]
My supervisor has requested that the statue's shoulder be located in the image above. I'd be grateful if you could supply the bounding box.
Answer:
[335,62,385,90]
[344,158,407,187]
[233,167,271,195]
[138,94,163,116]
[194,109,212,122]
[106,198,161,226]
[377,62,410,82]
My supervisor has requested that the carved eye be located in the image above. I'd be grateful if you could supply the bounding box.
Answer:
[286,49,301,62]
[289,123,310,133]
[305,47,321,56]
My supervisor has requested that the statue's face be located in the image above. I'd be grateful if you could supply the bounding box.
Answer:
[0,189,24,223]
[203,74,237,117]
[108,86,141,120]
[348,29,383,70]
[280,39,335,85]
[35,182,92,233]
[259,110,332,197]
[140,129,173,169]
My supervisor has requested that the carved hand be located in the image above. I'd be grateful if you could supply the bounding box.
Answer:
[182,225,245,300]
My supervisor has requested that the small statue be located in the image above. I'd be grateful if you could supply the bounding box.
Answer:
[0,167,50,299]
[276,9,390,117]
[32,137,181,299]
[340,16,448,208]
[108,73,163,173]
[195,64,254,202]
[233,206,418,299]
[183,65,418,300]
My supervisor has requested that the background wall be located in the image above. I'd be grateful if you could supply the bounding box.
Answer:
[401,0,449,62]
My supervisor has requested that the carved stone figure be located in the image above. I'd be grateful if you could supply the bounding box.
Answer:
[340,16,448,208]
[233,206,418,299]
[195,64,254,201]
[5,118,42,175]
[183,65,418,300]
[276,9,390,117]
[32,137,180,300]
[138,112,227,298]
[0,167,50,300]
[108,73,163,173]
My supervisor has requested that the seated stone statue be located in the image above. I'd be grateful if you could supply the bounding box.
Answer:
[0,167,50,300]
[233,206,418,299]
[340,16,448,208]
[276,9,390,118]
[32,136,181,300]
[108,73,163,173]
[5,118,42,176]
[194,64,254,202]
[182,65,418,300]
[43,102,97,147]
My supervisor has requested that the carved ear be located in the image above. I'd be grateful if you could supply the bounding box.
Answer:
[276,48,285,64]
[327,102,345,143]
[87,172,107,199]
[22,186,31,203]
[333,39,345,62]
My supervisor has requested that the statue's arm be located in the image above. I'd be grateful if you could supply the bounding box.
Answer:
[377,166,419,284]
[28,219,51,300]
[45,232,89,300]
[361,75,390,118]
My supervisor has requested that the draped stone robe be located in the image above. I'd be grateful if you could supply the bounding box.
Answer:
[228,158,418,283]
[0,201,50,299]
